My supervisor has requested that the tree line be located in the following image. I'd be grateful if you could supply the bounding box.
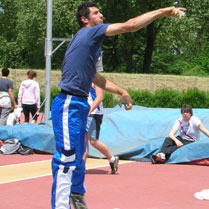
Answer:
[0,0,209,75]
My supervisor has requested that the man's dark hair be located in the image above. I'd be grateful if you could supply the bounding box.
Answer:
[181,104,193,116]
[2,67,10,77]
[76,2,98,28]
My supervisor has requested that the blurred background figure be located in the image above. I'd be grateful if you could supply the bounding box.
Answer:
[83,84,119,174]
[18,70,40,123]
[0,67,17,125]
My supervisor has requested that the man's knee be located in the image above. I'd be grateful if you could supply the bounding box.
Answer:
[89,139,98,146]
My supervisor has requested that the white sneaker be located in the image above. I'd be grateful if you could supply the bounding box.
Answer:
[109,156,119,174]
[151,152,166,164]
[156,152,166,160]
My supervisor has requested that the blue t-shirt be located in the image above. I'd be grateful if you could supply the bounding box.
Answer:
[58,24,109,97]
[0,78,13,92]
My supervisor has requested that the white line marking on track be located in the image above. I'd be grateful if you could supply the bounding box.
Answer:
[0,174,51,184]
[86,160,134,170]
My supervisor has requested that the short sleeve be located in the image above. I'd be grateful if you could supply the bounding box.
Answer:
[192,116,201,127]
[92,24,109,42]
[172,118,181,131]
[8,80,13,89]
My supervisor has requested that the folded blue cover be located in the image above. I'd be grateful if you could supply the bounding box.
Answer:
[1,106,209,164]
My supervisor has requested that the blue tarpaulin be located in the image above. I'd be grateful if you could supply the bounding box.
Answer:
[0,105,209,164]
[0,120,56,154]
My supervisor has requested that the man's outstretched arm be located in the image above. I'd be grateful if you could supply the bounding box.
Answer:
[106,6,186,36]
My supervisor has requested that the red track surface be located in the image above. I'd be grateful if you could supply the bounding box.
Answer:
[1,154,209,209]
[0,153,52,166]
[86,162,209,209]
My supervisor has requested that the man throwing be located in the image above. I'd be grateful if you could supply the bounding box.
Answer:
[51,2,186,209]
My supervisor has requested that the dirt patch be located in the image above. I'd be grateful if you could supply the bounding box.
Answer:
[9,69,209,92]
[103,73,209,92]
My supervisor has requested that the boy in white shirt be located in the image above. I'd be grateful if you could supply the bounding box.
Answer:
[152,104,209,163]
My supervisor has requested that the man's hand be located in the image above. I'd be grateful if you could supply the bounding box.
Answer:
[119,94,133,110]
[174,139,184,147]
[14,104,18,109]
[163,6,186,19]
[11,104,18,110]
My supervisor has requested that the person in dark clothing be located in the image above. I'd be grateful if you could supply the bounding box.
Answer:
[0,68,17,125]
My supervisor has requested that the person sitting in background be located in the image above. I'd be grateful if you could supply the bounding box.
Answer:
[18,70,40,123]
[83,84,119,174]
[0,68,18,125]
[152,104,209,164]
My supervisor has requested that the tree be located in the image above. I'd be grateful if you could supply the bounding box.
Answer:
[0,0,81,68]
[0,0,21,67]
[150,0,209,75]
[0,0,208,74]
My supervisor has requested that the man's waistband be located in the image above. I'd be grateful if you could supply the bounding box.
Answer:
[61,89,87,98]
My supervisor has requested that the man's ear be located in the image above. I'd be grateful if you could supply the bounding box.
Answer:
[81,16,89,25]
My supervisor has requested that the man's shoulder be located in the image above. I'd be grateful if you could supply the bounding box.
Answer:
[0,78,13,84]
[80,24,109,34]
[94,23,109,29]
[89,23,109,29]
[191,115,201,123]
